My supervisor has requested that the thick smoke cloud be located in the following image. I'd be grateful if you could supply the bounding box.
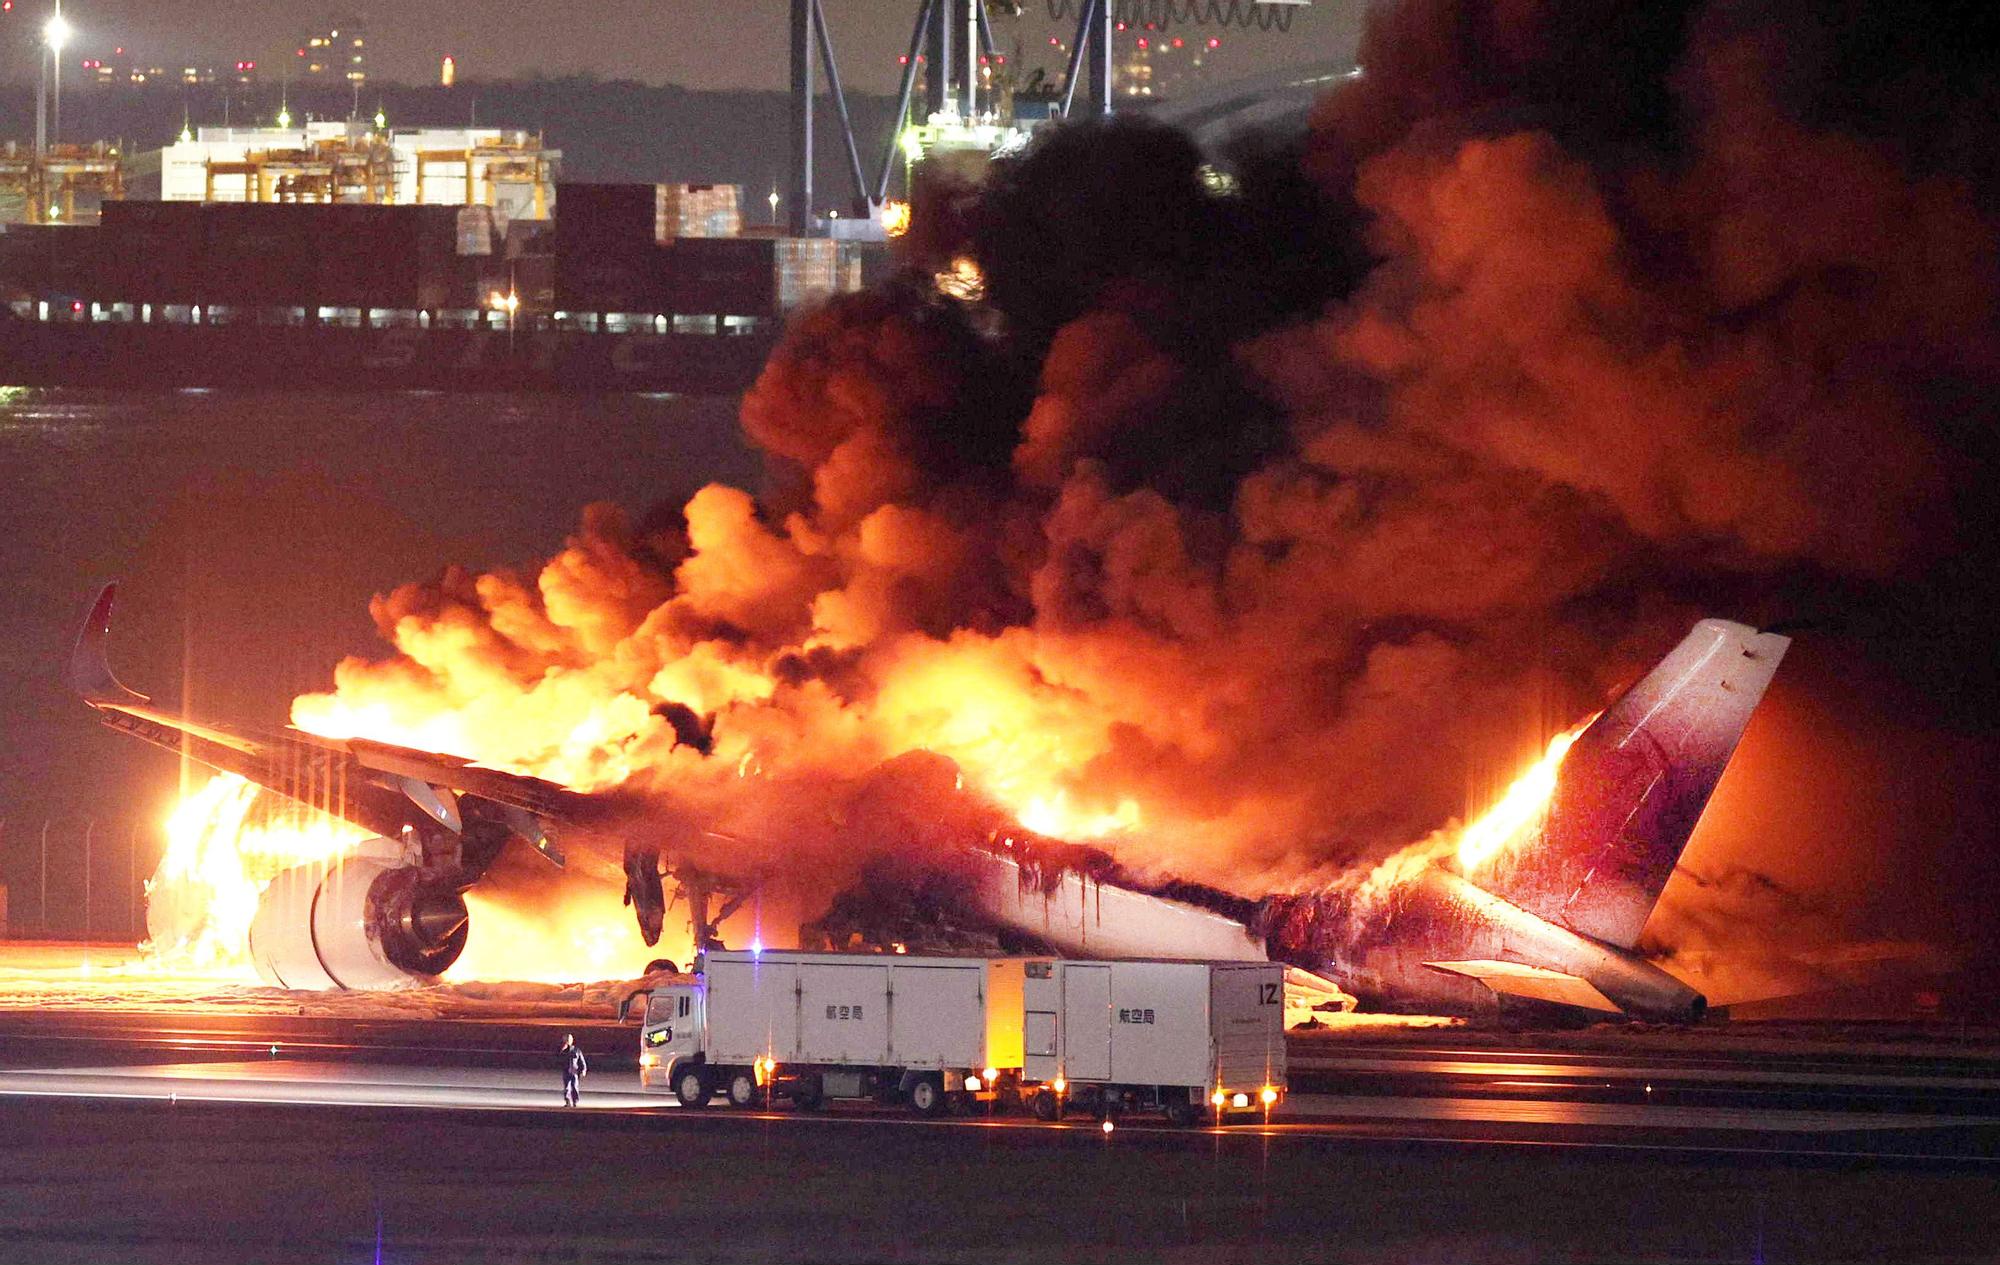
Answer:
[296,0,1999,969]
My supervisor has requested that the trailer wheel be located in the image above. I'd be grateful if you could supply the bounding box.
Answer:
[1031,1089,1062,1122]
[673,1066,712,1109]
[1164,1097,1201,1127]
[727,1070,763,1109]
[908,1076,947,1117]
[791,1076,825,1111]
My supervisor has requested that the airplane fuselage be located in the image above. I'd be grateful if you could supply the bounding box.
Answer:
[1268,865,1706,1021]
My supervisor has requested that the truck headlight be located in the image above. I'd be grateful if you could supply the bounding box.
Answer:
[639,1052,658,1068]
[1259,1087,1278,1105]
[1211,1090,1226,1107]
[965,1076,983,1092]
[1230,1092,1250,1108]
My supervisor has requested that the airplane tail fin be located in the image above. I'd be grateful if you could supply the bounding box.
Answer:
[1478,619,1790,950]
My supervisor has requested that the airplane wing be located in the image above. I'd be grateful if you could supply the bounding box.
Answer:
[72,583,573,870]
[1422,959,1624,1014]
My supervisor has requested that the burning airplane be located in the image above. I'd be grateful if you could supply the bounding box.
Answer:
[73,583,1784,1019]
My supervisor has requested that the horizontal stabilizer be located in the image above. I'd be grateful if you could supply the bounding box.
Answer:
[1423,959,1623,1014]
[1284,966,1358,1024]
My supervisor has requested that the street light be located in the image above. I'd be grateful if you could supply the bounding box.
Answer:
[43,7,72,153]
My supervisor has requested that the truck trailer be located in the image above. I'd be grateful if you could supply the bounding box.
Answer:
[634,949,1025,1115]
[1021,957,1287,1125]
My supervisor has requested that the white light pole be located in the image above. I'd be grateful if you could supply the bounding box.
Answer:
[43,7,73,153]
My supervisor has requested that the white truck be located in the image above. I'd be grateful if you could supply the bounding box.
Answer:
[1020,957,1288,1125]
[632,949,1026,1115]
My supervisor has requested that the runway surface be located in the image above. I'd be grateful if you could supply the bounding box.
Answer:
[3,1057,1996,1151]
[3,1010,2000,1262]
[3,996,2000,1265]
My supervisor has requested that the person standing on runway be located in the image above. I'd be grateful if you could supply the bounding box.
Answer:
[561,1033,588,1107]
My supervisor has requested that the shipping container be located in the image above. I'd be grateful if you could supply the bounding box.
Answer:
[455,205,495,257]
[552,182,659,248]
[656,183,741,239]
[775,237,841,310]
[0,224,106,299]
[656,236,775,315]
[96,201,206,301]
[312,204,460,310]
[199,203,320,304]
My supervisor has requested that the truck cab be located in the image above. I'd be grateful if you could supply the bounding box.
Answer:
[638,982,704,1094]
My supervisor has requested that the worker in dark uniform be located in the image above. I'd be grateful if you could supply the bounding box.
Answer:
[561,1033,588,1107]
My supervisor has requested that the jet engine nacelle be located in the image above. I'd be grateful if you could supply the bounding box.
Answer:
[247,838,470,989]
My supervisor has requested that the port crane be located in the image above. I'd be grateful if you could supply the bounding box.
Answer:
[785,0,1306,233]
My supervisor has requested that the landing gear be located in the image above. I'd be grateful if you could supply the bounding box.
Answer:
[1164,1094,1201,1127]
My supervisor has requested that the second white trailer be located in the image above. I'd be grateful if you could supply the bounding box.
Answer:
[1021,957,1287,1124]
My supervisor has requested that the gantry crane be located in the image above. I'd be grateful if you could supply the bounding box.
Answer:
[785,0,1304,233]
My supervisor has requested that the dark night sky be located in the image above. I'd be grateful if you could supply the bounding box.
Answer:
[0,2,1360,92]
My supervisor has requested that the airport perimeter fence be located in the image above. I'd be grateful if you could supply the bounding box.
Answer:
[0,816,152,942]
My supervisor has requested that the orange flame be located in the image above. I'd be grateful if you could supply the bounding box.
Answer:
[143,774,363,975]
[1454,723,1586,872]
[450,889,686,985]
[144,772,674,985]
[1344,719,1591,907]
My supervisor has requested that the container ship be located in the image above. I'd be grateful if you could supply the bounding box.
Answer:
[1,129,875,395]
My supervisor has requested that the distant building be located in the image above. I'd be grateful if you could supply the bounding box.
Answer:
[301,15,366,86]
[1033,30,1223,103]
[81,55,258,88]
[158,123,559,225]
[1116,33,1224,100]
